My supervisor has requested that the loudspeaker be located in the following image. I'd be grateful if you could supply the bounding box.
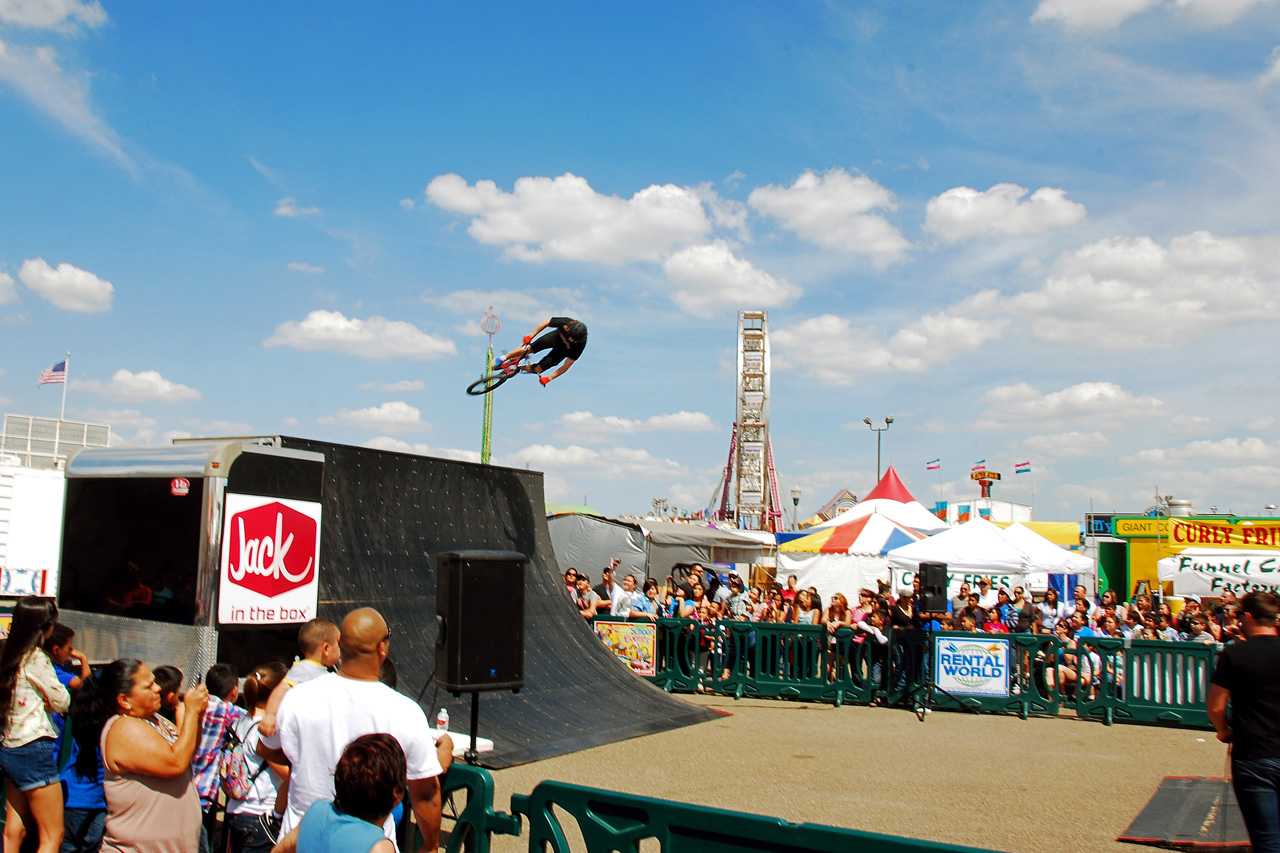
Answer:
[919,561,949,613]
[436,550,525,694]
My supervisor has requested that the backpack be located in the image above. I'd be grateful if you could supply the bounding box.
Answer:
[217,719,266,800]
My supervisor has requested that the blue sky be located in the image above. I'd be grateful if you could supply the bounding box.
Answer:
[3,0,1280,522]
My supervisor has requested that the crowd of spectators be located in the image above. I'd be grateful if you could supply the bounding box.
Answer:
[569,561,1240,700]
[0,599,448,853]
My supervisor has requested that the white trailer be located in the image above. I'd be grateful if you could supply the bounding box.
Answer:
[0,460,66,599]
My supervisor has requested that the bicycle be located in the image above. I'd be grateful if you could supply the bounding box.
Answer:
[465,354,532,396]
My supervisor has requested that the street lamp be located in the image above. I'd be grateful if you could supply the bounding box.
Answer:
[790,485,802,530]
[1266,504,1277,517]
[862,416,894,481]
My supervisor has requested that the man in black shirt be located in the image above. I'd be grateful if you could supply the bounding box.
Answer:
[497,317,588,386]
[1209,590,1280,852]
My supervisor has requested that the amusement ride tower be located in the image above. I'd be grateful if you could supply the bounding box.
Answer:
[709,310,783,531]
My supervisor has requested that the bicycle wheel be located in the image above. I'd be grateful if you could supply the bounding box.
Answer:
[466,370,511,396]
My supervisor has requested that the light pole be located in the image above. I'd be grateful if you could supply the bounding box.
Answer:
[790,485,802,531]
[862,416,894,481]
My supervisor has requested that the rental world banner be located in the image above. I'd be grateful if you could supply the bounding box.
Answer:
[934,635,1010,697]
[1157,548,1280,596]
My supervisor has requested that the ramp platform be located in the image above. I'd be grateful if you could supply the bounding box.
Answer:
[1119,777,1249,850]
[274,437,719,768]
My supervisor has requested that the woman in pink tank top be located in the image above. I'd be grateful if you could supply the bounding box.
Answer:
[71,660,209,853]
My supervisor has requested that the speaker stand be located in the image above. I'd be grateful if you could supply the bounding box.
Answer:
[911,627,982,723]
[465,691,481,765]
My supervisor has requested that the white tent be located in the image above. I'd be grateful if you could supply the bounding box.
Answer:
[886,517,1093,596]
[1001,522,1094,574]
[814,498,950,535]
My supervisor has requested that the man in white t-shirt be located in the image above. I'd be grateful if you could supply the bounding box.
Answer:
[258,607,442,850]
[976,577,1000,610]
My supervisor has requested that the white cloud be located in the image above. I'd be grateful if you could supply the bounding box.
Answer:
[1031,0,1161,31]
[661,242,800,317]
[424,172,710,265]
[181,418,253,435]
[500,444,687,480]
[1022,431,1111,460]
[423,288,583,331]
[0,0,106,28]
[1249,417,1278,431]
[772,294,1007,385]
[77,408,156,430]
[557,410,715,442]
[0,41,127,166]
[264,310,457,360]
[1032,0,1274,31]
[319,401,426,432]
[747,168,911,263]
[281,416,300,427]
[398,198,415,210]
[886,291,1010,372]
[287,262,324,274]
[73,369,201,403]
[976,381,1164,430]
[923,183,1086,243]
[360,379,425,392]
[1260,46,1280,87]
[18,257,113,312]
[0,271,15,305]
[1010,232,1280,348]
[1129,436,1280,465]
[274,197,320,217]
[364,436,480,463]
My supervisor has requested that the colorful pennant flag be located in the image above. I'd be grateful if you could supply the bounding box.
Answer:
[925,459,941,470]
[1015,461,1031,474]
[971,459,986,472]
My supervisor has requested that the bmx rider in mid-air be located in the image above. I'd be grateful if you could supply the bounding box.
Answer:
[497,317,587,386]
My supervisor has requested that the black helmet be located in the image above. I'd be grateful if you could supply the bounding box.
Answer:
[564,320,587,343]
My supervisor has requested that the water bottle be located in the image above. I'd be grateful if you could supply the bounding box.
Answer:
[435,708,449,737]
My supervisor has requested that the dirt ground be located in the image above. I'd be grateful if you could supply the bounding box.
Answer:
[471,693,1231,853]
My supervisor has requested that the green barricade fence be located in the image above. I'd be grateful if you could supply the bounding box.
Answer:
[1070,636,1216,728]
[597,615,1216,731]
[510,778,1004,853]
[651,616,705,693]
[708,619,830,702]
[915,631,1064,719]
[424,763,523,853]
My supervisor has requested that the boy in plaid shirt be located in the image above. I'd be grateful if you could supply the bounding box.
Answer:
[192,663,247,850]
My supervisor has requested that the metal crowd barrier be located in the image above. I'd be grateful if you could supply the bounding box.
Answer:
[428,763,1003,853]
[609,617,1216,730]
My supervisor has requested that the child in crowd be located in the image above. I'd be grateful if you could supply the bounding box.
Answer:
[226,662,290,853]
[43,623,105,853]
[193,663,247,850]
[153,664,185,724]
[259,619,341,737]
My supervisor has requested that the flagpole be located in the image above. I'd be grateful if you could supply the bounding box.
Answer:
[59,352,69,421]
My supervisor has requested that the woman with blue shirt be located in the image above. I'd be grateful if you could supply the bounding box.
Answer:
[273,734,406,853]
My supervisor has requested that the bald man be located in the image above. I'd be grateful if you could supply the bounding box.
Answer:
[258,608,442,850]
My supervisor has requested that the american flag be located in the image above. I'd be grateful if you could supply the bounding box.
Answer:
[38,361,66,386]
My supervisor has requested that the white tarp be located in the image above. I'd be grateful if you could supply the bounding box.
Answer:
[1001,522,1094,574]
[1157,548,1280,596]
[776,552,889,609]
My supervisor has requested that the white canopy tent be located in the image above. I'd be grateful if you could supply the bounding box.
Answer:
[886,517,1095,596]
[776,513,924,606]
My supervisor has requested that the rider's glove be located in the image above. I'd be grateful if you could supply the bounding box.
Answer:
[539,376,551,387]
[522,335,533,345]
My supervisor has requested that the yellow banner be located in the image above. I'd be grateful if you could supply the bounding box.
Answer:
[1114,517,1280,550]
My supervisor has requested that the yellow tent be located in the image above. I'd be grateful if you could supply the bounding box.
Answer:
[992,520,1081,549]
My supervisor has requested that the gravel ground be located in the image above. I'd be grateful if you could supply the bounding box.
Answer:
[467,693,1231,853]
